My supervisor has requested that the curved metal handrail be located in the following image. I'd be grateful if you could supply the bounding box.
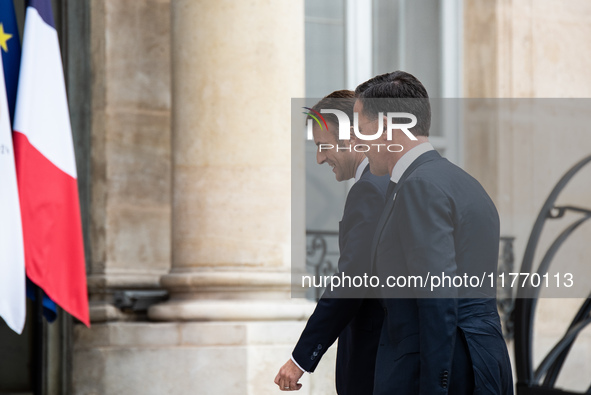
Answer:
[542,296,591,387]
[534,318,591,382]
[529,215,591,304]
[514,154,591,392]
[519,155,591,276]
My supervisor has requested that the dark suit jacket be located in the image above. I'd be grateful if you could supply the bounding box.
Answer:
[292,165,389,395]
[372,150,513,395]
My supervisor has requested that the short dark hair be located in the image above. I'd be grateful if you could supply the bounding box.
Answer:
[356,71,431,136]
[308,90,355,140]
[354,71,411,96]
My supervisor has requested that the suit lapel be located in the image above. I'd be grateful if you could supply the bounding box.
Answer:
[370,192,396,267]
[370,150,442,271]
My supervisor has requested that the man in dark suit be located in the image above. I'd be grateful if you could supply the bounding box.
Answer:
[274,90,389,393]
[353,71,513,394]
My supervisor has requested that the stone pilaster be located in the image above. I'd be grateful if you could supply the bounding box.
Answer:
[87,0,172,322]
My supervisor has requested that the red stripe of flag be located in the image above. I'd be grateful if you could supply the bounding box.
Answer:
[13,132,89,325]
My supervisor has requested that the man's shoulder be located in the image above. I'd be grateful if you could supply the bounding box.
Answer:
[410,157,479,189]
[405,157,496,212]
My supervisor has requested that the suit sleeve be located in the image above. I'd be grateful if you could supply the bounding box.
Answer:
[396,178,458,394]
[292,179,385,372]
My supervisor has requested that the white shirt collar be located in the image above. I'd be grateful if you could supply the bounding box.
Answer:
[390,142,435,183]
[354,157,369,183]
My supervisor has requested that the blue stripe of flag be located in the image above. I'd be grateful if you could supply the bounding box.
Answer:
[26,279,57,323]
[0,0,22,122]
[26,0,55,28]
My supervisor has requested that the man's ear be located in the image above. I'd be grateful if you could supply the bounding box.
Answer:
[348,125,356,145]
[377,114,389,143]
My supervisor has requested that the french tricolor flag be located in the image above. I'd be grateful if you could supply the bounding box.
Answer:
[13,0,89,326]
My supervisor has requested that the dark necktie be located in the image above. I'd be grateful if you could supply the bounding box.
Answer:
[386,180,397,200]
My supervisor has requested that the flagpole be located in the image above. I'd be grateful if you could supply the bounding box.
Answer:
[33,285,45,395]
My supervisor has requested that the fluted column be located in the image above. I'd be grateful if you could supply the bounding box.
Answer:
[149,0,309,321]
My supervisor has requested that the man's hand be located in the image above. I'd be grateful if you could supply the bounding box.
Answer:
[274,359,304,391]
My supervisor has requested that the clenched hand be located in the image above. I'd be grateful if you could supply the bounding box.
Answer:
[274,359,304,391]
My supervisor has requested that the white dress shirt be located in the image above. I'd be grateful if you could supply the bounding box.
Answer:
[390,142,434,183]
[291,355,307,373]
[354,157,369,183]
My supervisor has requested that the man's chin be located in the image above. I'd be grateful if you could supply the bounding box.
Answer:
[332,167,341,182]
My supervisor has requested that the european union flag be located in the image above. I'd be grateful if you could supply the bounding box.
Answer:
[0,0,21,122]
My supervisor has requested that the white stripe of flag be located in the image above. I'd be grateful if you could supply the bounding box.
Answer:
[0,59,26,334]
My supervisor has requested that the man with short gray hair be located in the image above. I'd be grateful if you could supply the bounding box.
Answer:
[274,90,389,393]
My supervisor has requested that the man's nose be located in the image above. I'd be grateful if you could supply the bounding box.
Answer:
[316,149,325,165]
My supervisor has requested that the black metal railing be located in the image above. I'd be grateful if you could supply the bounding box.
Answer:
[305,230,339,300]
[305,232,517,317]
[498,236,516,340]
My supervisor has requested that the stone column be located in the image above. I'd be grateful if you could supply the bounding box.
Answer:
[148,0,311,322]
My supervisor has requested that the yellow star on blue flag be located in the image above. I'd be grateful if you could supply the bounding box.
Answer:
[0,0,22,123]
[0,23,13,52]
